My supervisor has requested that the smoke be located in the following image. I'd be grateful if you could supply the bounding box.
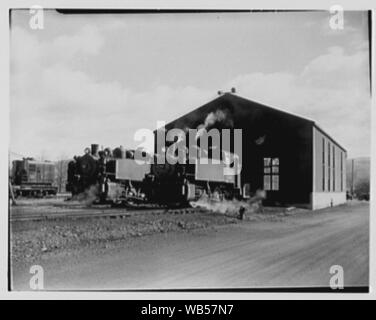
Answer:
[190,189,266,218]
[196,109,234,140]
[72,185,99,206]
[204,109,234,130]
[195,124,206,141]
[195,109,234,141]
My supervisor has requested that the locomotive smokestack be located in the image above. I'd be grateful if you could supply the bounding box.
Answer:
[120,145,126,159]
[91,144,99,157]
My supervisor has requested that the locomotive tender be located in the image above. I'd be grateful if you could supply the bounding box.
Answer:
[66,143,241,205]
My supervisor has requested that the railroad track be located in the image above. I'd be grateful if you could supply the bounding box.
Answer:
[10,206,203,222]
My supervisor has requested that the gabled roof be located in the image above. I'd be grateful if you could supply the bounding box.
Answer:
[222,92,316,123]
[229,93,346,152]
[163,92,346,152]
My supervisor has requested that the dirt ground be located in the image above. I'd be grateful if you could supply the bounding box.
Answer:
[9,199,369,290]
[10,197,302,264]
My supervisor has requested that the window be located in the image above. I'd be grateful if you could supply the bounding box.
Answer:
[264,157,279,191]
[322,138,325,191]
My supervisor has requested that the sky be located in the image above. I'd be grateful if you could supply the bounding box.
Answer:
[10,10,371,160]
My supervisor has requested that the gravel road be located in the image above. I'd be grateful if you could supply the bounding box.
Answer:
[11,202,369,290]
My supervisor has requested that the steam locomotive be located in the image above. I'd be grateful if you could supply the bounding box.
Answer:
[11,158,58,197]
[66,143,241,205]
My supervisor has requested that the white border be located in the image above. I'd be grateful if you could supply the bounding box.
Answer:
[0,0,374,300]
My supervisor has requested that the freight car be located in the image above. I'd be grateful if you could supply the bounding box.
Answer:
[67,144,241,205]
[11,158,58,197]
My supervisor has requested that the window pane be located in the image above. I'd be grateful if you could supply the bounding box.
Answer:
[264,158,271,166]
[264,175,271,190]
[272,175,279,190]
[272,158,279,166]
[272,166,279,173]
[264,167,271,174]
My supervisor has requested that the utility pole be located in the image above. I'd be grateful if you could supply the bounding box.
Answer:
[9,181,16,205]
[351,159,355,198]
[59,160,63,192]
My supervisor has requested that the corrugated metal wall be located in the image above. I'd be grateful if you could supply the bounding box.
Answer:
[313,127,346,193]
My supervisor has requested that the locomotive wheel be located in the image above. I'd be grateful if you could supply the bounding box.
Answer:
[183,182,196,202]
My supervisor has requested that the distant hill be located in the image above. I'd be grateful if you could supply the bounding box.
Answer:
[346,157,370,196]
